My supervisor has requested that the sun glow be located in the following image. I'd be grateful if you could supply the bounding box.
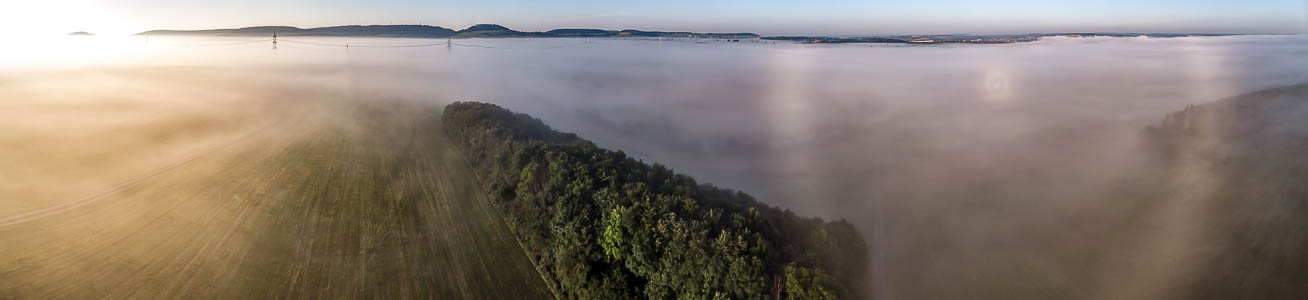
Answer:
[981,69,1014,104]
[0,36,148,69]
[0,0,145,38]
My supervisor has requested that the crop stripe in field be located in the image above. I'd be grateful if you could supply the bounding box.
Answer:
[439,131,564,300]
[0,117,289,228]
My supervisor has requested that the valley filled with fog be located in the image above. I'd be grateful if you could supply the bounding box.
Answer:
[4,34,1307,299]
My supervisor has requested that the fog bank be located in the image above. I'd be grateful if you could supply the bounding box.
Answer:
[6,34,1308,299]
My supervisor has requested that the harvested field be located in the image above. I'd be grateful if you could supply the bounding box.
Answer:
[0,68,550,299]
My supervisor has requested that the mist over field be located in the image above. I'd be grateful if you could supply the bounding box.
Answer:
[3,34,1308,298]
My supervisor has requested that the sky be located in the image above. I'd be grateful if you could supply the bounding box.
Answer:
[1,0,1306,37]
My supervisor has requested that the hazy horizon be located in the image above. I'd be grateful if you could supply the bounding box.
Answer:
[4,1,1308,298]
[53,23,1308,37]
[3,0,1306,37]
[7,34,1305,298]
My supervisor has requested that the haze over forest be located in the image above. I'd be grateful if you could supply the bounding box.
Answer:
[2,0,1308,296]
[2,33,1306,298]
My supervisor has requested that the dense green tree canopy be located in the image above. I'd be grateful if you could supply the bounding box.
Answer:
[442,102,869,299]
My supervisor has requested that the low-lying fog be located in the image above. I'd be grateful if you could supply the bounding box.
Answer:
[6,34,1308,299]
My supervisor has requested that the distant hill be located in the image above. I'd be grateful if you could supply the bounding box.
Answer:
[67,31,94,36]
[544,28,614,37]
[133,25,1230,42]
[138,25,457,38]
[452,24,545,38]
[136,24,759,39]
[616,29,758,38]
[765,36,907,44]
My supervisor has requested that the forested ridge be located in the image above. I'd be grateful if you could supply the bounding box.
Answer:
[441,102,869,299]
[1144,83,1308,299]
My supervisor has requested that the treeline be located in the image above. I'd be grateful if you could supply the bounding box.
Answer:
[441,102,868,299]
[1143,84,1308,299]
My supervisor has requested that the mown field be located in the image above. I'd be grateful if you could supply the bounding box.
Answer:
[0,69,551,299]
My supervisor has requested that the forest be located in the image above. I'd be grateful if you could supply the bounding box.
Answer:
[441,102,869,299]
[1144,84,1308,299]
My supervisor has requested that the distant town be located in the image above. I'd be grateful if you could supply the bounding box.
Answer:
[767,32,1236,44]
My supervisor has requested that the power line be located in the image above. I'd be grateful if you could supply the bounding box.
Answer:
[449,42,497,49]
[280,39,443,48]
[157,38,275,47]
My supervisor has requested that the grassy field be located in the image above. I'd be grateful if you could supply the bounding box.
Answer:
[0,71,551,298]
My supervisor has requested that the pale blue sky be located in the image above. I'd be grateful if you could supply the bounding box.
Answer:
[4,0,1306,36]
